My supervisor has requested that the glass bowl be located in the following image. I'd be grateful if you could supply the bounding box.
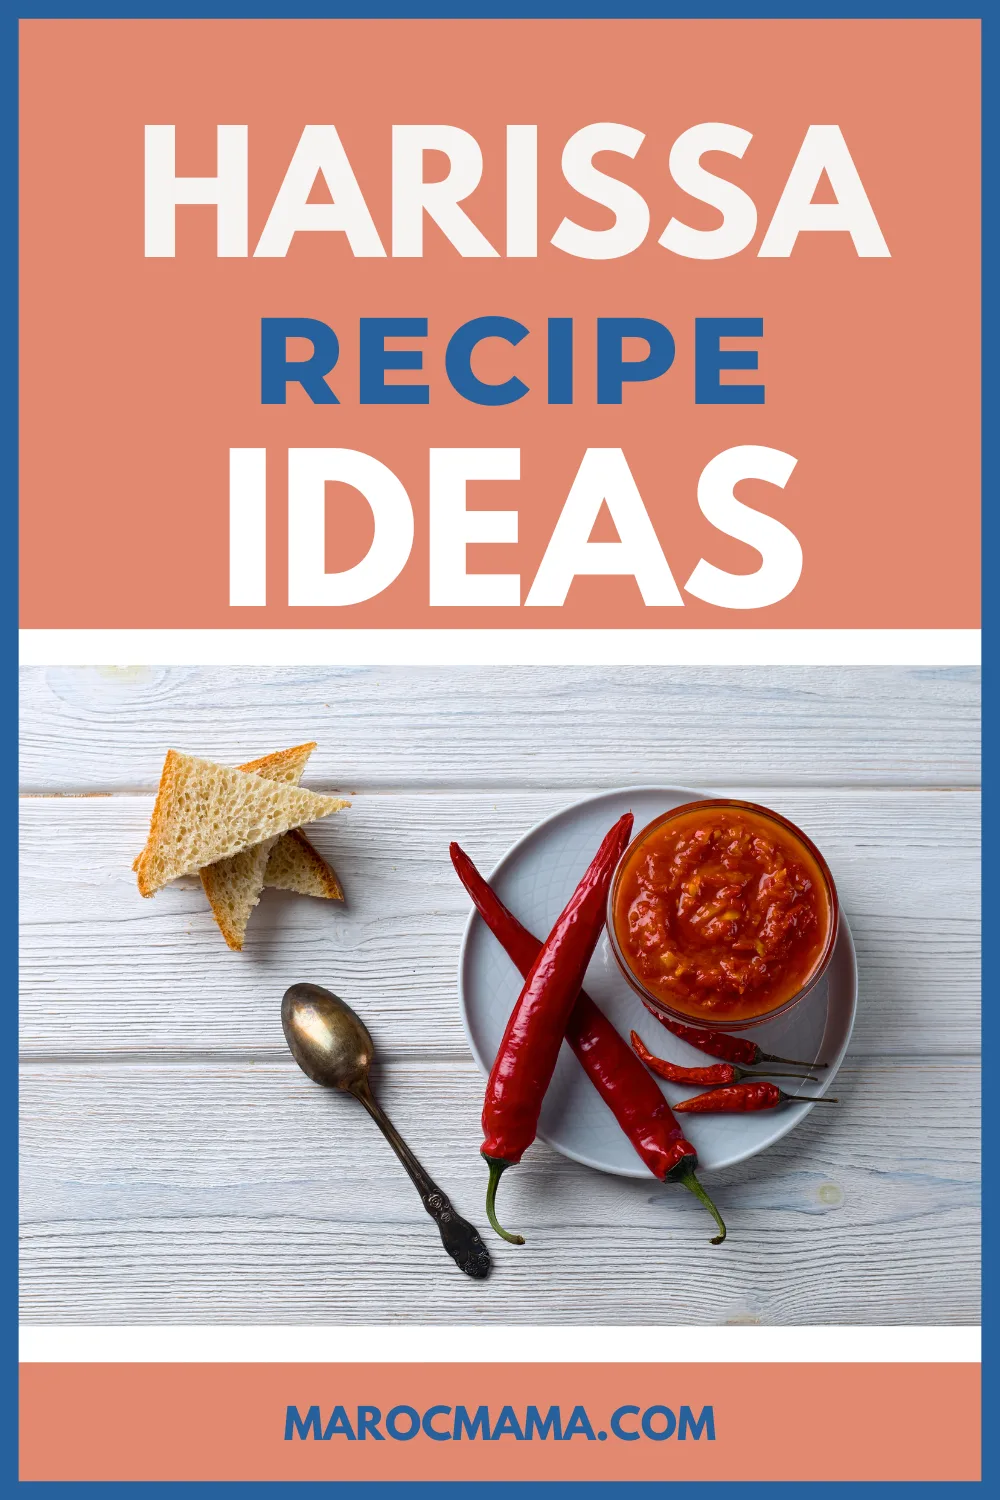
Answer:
[606,798,839,1032]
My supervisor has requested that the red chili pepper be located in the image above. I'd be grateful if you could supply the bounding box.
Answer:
[450,839,727,1246]
[641,999,826,1071]
[629,1032,817,1087]
[452,845,697,1183]
[473,813,632,1244]
[674,1081,839,1113]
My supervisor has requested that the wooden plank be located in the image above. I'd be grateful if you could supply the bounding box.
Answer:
[19,1057,979,1326]
[19,664,980,792]
[19,789,979,1059]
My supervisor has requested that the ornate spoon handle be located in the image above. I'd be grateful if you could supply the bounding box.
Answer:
[353,1080,492,1280]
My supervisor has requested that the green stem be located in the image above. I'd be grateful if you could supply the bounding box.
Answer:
[674,1161,727,1245]
[484,1157,525,1246]
[748,1070,819,1083]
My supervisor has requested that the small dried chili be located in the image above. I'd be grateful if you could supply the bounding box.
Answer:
[475,814,634,1245]
[641,999,825,1071]
[629,1031,817,1086]
[451,842,727,1245]
[674,1081,839,1113]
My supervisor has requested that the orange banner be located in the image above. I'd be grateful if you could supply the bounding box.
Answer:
[19,1361,981,1482]
[20,17,979,631]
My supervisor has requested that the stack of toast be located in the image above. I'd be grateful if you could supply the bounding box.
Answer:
[133,743,349,949]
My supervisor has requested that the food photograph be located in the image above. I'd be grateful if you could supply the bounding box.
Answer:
[19,664,980,1325]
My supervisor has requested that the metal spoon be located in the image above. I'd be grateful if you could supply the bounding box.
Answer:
[281,982,491,1280]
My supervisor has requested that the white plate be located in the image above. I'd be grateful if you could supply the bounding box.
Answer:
[459,786,857,1176]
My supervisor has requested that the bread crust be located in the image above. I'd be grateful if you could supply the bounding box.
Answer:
[135,749,183,898]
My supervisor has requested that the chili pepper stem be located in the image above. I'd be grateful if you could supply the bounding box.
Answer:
[674,1162,727,1245]
[761,1051,828,1069]
[751,1071,819,1083]
[484,1158,525,1246]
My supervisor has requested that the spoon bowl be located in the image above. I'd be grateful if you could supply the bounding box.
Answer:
[281,982,374,1092]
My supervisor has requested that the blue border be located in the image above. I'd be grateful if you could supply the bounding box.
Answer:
[9,0,986,1492]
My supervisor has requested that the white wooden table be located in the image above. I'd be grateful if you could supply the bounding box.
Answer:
[19,665,980,1325]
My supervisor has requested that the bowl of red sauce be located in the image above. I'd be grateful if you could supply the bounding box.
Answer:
[607,799,838,1031]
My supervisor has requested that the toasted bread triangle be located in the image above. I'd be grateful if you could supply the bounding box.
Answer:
[237,743,317,783]
[135,750,349,898]
[131,743,317,876]
[265,827,344,901]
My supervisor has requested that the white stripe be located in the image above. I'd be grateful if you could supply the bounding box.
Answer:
[18,629,981,667]
[19,1326,981,1364]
